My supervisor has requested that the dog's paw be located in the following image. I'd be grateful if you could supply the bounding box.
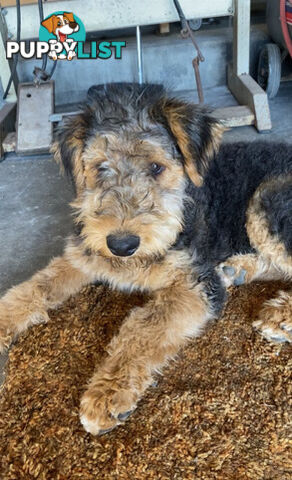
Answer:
[0,325,13,354]
[0,300,49,353]
[217,254,259,288]
[0,302,17,353]
[80,381,138,435]
[67,51,76,61]
[253,291,292,343]
[217,262,248,288]
[48,51,58,61]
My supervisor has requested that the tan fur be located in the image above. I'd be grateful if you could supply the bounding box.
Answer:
[253,289,292,343]
[163,105,203,186]
[0,232,214,434]
[71,133,186,260]
[159,103,225,187]
[207,122,226,159]
[219,177,292,343]
[0,255,90,353]
[1,106,290,436]
[66,238,194,293]
[80,274,213,433]
[246,176,292,277]
[0,122,215,435]
[218,253,285,288]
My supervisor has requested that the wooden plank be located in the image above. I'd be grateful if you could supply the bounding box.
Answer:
[211,106,255,127]
[227,0,272,132]
[228,65,272,131]
[233,0,250,76]
[50,106,255,130]
[0,102,16,158]
[49,110,81,123]
[159,22,170,34]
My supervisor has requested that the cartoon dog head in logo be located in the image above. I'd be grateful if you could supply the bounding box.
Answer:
[41,12,80,60]
[41,12,79,42]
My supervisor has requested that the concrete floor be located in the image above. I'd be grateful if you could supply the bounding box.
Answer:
[0,157,73,383]
[0,80,292,384]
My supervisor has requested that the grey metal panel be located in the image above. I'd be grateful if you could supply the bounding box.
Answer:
[5,0,233,40]
[0,9,16,102]
[16,81,54,153]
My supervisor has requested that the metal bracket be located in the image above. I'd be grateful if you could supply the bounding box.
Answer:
[16,81,54,154]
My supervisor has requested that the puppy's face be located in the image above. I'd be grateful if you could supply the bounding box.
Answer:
[73,133,185,260]
[41,12,79,38]
[52,84,224,262]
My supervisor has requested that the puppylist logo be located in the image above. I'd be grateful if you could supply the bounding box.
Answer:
[6,11,126,61]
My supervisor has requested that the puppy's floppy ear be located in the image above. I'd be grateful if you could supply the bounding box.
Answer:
[151,98,225,186]
[41,15,56,33]
[63,12,75,23]
[51,113,92,193]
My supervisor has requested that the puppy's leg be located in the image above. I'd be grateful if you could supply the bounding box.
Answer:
[218,252,292,342]
[0,254,90,352]
[218,253,282,288]
[80,274,222,435]
[253,289,292,343]
[245,175,292,343]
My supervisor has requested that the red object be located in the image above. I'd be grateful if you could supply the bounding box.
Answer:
[285,0,292,24]
[280,0,292,58]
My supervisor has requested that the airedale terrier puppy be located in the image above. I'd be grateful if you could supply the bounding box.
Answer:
[0,83,291,435]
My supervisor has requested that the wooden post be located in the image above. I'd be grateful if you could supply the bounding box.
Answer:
[233,0,250,75]
[159,23,170,35]
[228,0,272,131]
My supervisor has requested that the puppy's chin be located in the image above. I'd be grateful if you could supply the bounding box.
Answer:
[95,245,164,266]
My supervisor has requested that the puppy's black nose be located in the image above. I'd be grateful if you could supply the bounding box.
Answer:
[106,234,140,257]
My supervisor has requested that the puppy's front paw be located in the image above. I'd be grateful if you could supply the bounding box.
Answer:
[67,51,76,61]
[0,300,49,353]
[48,51,58,61]
[0,325,13,354]
[217,264,246,288]
[0,302,18,353]
[217,255,260,288]
[80,382,138,435]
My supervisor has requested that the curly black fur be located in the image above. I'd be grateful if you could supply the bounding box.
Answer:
[178,142,292,266]
[259,176,292,255]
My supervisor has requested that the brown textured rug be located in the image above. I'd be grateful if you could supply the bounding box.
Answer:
[0,281,291,480]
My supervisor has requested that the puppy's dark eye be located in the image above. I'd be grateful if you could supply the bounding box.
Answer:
[150,162,165,176]
[97,165,107,174]
[57,21,62,26]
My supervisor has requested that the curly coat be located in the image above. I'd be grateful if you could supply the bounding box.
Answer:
[0,83,291,435]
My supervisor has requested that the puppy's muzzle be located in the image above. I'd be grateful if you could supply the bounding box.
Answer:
[106,234,140,257]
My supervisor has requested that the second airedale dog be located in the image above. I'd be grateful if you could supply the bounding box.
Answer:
[0,83,291,435]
